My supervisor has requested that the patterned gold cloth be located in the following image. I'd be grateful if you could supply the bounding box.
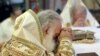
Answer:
[1,9,74,56]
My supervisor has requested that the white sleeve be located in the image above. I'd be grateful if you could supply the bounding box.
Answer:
[0,24,8,43]
[0,24,3,43]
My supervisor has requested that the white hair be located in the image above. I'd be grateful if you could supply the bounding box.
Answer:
[38,10,62,26]
[70,5,87,18]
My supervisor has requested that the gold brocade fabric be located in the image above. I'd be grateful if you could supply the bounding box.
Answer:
[56,37,75,56]
[1,37,46,56]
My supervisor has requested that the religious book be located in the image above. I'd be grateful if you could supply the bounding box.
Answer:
[72,30,95,43]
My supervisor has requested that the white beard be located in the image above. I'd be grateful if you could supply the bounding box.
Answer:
[43,33,56,52]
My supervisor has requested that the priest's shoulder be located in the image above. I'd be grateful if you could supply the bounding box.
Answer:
[0,17,12,26]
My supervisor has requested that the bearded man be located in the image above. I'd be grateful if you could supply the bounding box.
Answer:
[1,9,74,56]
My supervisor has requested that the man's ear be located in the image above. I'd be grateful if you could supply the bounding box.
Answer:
[42,23,50,35]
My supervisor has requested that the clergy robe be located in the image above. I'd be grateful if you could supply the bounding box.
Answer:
[1,9,74,56]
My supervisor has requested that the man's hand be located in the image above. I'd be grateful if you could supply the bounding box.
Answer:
[73,18,86,27]
[56,28,74,56]
[58,28,73,40]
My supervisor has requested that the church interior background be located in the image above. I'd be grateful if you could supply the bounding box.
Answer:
[0,0,100,23]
